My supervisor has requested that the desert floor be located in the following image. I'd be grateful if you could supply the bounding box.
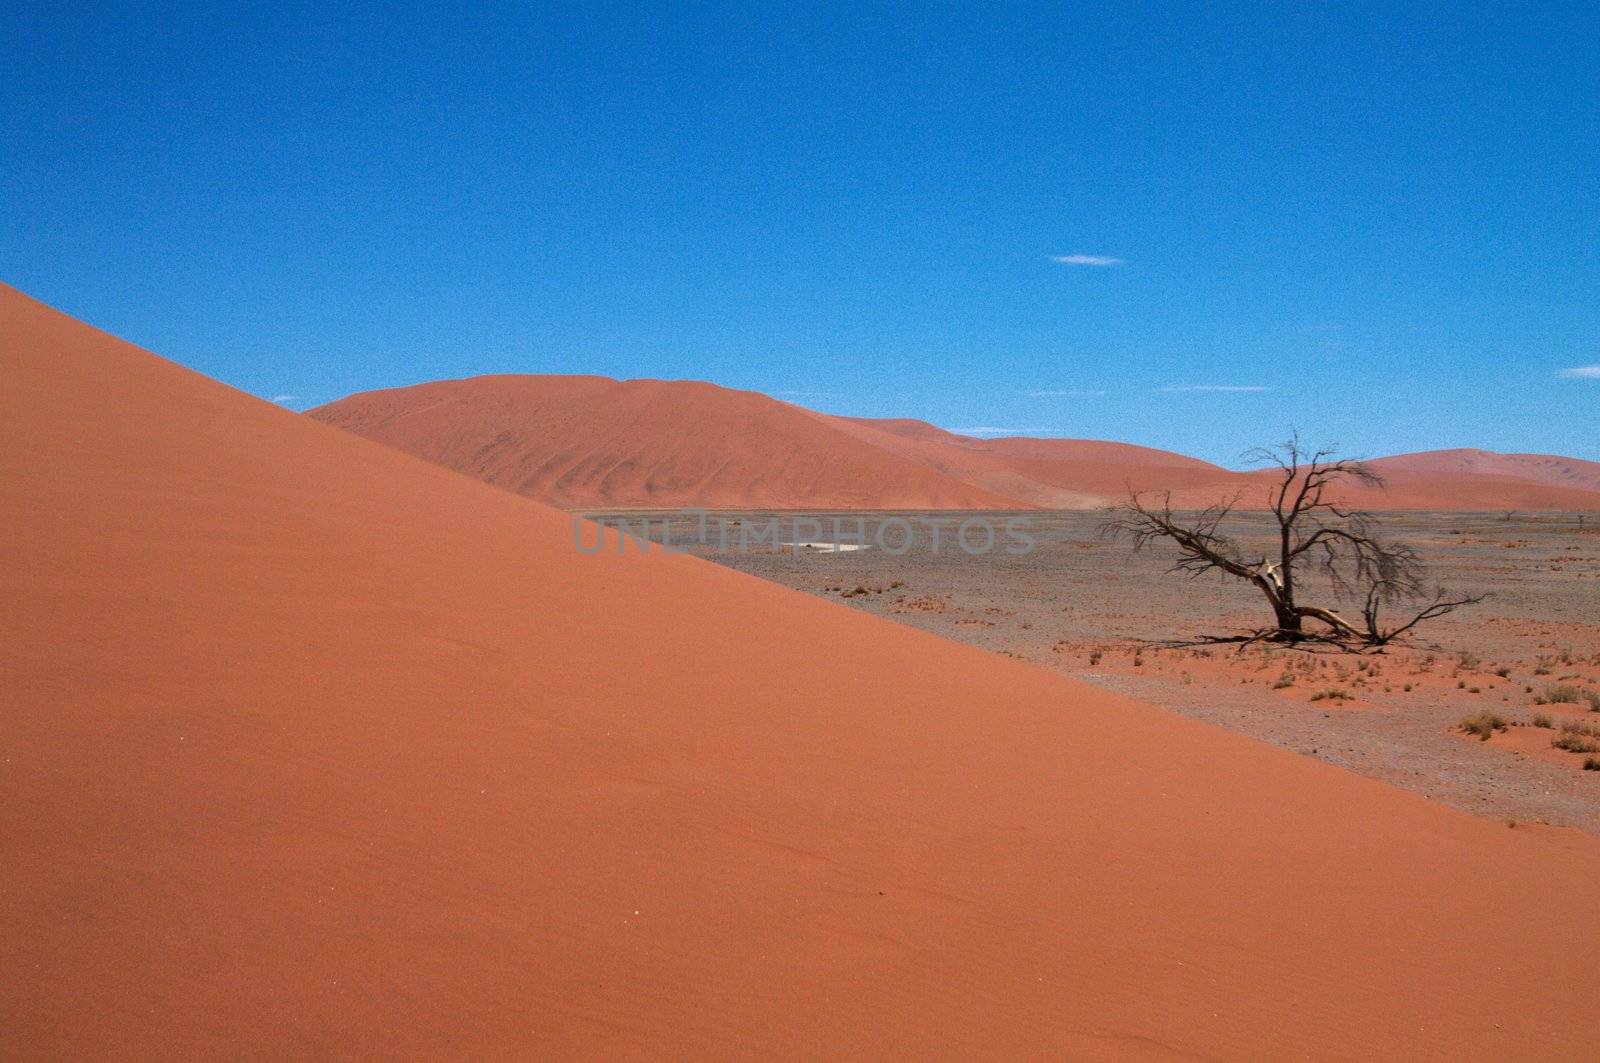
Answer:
[603,508,1600,834]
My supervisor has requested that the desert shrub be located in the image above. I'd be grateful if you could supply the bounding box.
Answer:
[1585,689,1600,712]
[1585,757,1600,772]
[1459,713,1508,740]
[1272,675,1295,690]
[1552,732,1600,754]
[1532,714,1554,729]
[1536,685,1583,705]
[1310,688,1352,703]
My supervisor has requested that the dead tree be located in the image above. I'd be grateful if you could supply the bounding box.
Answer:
[1102,436,1484,647]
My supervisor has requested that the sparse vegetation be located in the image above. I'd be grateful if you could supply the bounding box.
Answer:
[1310,687,1352,703]
[1532,714,1554,729]
[1459,712,1508,740]
[1534,684,1583,705]
[1585,757,1600,772]
[1552,732,1599,754]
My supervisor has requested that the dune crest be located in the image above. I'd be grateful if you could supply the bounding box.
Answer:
[7,284,1600,1057]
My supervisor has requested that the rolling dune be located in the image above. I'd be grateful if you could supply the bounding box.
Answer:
[1367,449,1600,497]
[7,283,1600,1058]
[313,377,1600,511]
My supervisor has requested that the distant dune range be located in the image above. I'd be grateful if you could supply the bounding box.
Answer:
[311,375,1600,511]
[9,282,1600,1058]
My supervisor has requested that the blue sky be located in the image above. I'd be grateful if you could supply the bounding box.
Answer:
[4,2,1597,465]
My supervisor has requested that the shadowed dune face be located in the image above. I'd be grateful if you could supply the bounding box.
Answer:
[312,376,1600,511]
[8,283,1600,1058]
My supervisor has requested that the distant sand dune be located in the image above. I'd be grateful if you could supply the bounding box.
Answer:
[309,375,1019,510]
[6,283,1600,1057]
[312,375,1600,511]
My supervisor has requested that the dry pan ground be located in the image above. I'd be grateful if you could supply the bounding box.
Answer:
[619,508,1600,835]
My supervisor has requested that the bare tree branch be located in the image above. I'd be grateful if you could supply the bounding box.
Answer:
[1361,584,1489,645]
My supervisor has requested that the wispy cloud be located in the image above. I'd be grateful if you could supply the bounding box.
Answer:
[1559,365,1600,379]
[271,394,301,404]
[1050,254,1122,266]
[1159,385,1271,393]
[1028,389,1106,397]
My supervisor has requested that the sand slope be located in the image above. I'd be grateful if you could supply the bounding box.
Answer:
[312,376,1600,511]
[7,284,1600,1059]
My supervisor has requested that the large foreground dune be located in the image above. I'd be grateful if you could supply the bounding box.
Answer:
[7,283,1600,1059]
[311,375,1600,511]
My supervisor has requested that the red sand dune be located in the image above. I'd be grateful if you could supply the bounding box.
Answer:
[309,375,1018,510]
[825,416,1238,508]
[312,377,1600,511]
[1367,449,1600,497]
[8,283,1600,1058]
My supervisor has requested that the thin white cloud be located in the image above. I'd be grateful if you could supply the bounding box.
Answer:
[1559,365,1600,379]
[271,395,300,404]
[1050,254,1122,266]
[1029,389,1106,397]
[1159,385,1271,393]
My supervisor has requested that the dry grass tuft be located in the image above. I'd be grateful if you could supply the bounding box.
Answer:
[1459,713,1508,740]
[1553,731,1600,754]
